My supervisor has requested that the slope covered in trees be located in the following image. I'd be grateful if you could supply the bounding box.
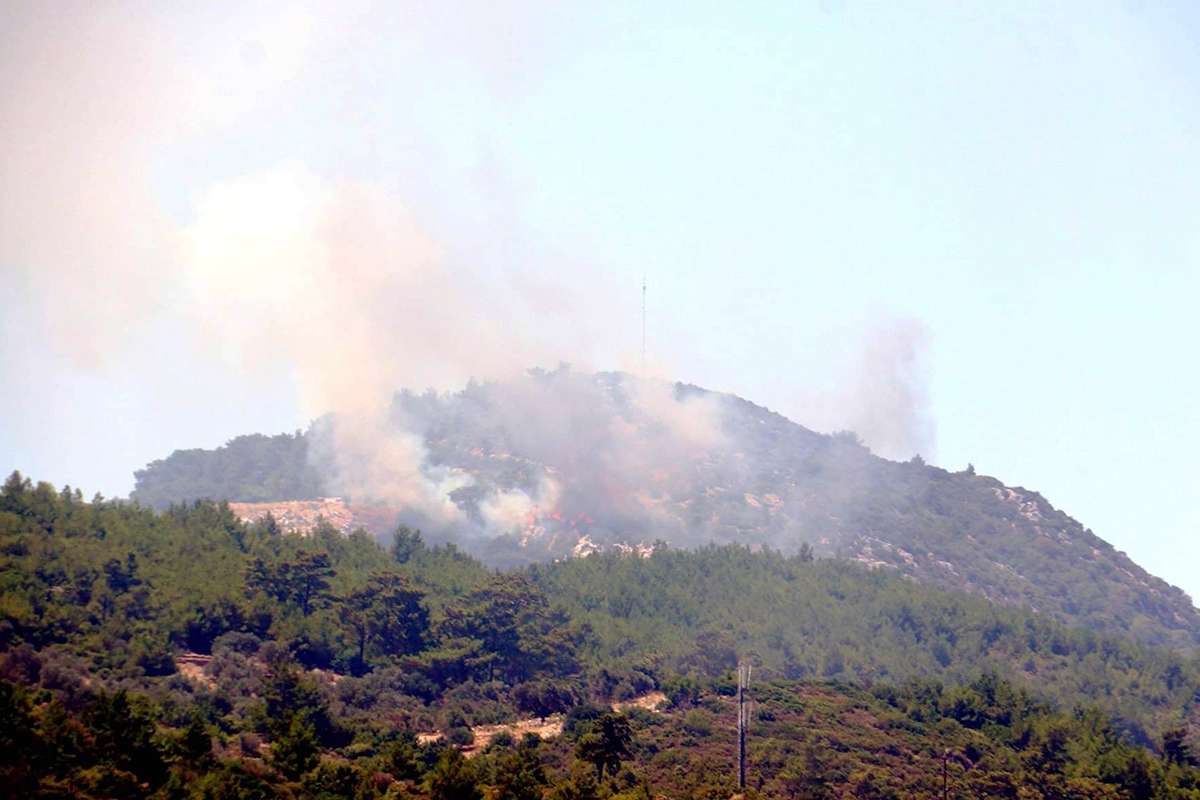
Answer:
[533,547,1200,747]
[7,669,1200,799]
[2,471,1200,797]
[131,432,325,509]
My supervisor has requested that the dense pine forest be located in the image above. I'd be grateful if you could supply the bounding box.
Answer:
[2,471,1200,798]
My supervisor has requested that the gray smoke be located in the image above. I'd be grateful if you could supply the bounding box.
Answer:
[308,367,732,542]
[2,3,937,534]
[840,319,936,461]
[783,319,936,463]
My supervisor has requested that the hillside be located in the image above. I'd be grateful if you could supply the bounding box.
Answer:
[132,432,323,509]
[2,474,1200,798]
[130,369,1200,651]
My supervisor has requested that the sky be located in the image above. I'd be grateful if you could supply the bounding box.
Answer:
[2,2,1198,598]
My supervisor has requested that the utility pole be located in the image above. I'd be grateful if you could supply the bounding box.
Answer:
[737,661,751,790]
[941,748,972,799]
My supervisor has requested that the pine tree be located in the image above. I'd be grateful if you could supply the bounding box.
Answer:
[271,714,320,780]
[427,748,481,800]
[575,713,632,780]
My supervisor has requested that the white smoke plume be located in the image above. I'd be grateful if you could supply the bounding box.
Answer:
[785,318,936,462]
[0,3,329,364]
[840,319,936,461]
[397,368,732,541]
[2,2,935,539]
[0,4,570,522]
[179,163,588,523]
[478,476,563,537]
[309,412,473,525]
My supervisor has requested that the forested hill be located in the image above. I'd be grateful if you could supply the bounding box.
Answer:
[132,432,324,508]
[2,474,1200,798]
[129,371,1200,652]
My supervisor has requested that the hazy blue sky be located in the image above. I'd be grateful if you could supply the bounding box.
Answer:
[3,2,1198,597]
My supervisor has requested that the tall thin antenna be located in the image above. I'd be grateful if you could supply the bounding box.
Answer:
[641,274,647,375]
[737,661,751,789]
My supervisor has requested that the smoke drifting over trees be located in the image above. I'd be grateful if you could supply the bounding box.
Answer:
[2,1,936,511]
[304,368,731,540]
[797,319,936,462]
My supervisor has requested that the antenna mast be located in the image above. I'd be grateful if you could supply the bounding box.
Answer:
[641,274,647,375]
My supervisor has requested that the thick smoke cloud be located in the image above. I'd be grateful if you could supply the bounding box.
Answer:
[179,165,609,529]
[1,3,326,364]
[2,2,936,539]
[0,3,573,523]
[366,368,734,543]
[473,370,728,533]
[478,479,558,537]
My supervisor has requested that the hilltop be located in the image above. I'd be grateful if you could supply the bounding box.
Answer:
[130,369,1199,650]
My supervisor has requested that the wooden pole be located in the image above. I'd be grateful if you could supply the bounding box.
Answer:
[738,662,748,790]
[738,682,745,789]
